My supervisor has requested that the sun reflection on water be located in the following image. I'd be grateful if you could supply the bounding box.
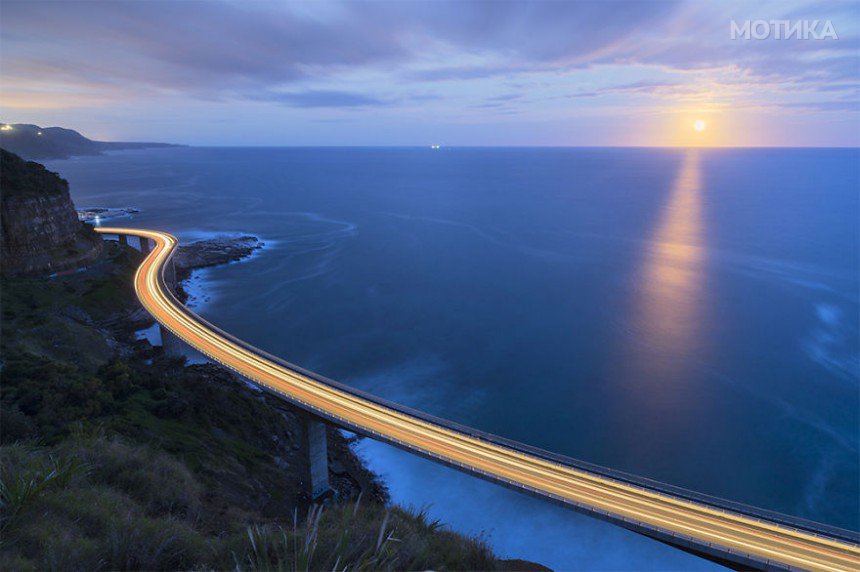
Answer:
[630,150,707,394]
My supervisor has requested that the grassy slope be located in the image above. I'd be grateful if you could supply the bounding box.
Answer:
[1,438,496,571]
[0,243,529,571]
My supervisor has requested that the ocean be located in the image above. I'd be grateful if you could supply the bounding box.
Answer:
[47,147,860,570]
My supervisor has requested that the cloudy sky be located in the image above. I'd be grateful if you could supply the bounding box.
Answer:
[1,0,857,146]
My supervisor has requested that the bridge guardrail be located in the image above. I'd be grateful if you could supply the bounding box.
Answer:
[116,232,859,549]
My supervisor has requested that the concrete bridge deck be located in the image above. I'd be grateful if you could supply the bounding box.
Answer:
[97,228,860,572]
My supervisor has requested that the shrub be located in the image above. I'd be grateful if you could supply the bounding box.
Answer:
[0,354,115,439]
[0,440,211,571]
[0,403,37,443]
[229,500,495,571]
[61,437,202,519]
[105,514,211,570]
[0,444,88,531]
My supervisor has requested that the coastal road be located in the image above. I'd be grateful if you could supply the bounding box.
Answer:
[97,227,860,572]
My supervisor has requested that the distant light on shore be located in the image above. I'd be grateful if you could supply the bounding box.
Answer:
[0,124,12,131]
[431,144,441,149]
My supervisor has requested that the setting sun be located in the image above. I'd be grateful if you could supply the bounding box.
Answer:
[693,120,706,132]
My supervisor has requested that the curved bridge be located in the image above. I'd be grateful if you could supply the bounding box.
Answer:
[96,227,860,572]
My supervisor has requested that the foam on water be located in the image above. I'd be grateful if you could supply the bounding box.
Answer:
[803,302,859,383]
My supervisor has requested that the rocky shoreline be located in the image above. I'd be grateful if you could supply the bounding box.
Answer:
[173,235,264,277]
[75,201,264,273]
[77,206,140,222]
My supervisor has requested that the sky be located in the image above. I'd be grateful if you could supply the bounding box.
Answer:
[1,0,858,147]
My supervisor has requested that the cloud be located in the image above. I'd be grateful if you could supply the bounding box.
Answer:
[257,90,390,108]
[367,0,681,64]
[569,80,689,99]
[0,1,681,97]
[0,0,857,144]
[0,1,406,95]
[781,100,860,112]
[406,64,533,83]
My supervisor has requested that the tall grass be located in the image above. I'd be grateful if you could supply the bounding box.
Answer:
[1,439,498,571]
[0,450,87,532]
[233,499,494,571]
[238,503,398,571]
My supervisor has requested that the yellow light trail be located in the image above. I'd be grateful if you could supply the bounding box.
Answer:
[97,227,860,572]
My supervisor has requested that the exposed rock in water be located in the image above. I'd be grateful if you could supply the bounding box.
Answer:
[0,149,102,276]
[173,235,263,275]
[77,206,140,223]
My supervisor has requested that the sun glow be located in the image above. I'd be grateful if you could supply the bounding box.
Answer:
[662,112,726,147]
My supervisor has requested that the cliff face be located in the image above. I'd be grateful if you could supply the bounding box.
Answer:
[0,149,102,276]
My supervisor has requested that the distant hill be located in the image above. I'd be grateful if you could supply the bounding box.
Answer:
[0,123,183,160]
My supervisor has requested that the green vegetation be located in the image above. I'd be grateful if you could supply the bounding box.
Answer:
[1,438,494,571]
[238,501,494,571]
[1,438,213,571]
[0,240,139,322]
[1,241,139,368]
[0,243,516,571]
[0,148,70,198]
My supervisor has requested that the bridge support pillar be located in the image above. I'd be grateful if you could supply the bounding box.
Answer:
[140,237,151,254]
[118,234,128,246]
[301,413,331,500]
[159,325,184,358]
[164,259,177,293]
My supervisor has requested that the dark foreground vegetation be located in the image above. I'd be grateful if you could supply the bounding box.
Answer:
[1,437,494,571]
[0,242,531,570]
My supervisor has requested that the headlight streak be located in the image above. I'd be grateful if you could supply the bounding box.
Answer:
[98,228,860,572]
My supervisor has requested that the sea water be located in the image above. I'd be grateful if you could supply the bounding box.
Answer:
[48,146,859,570]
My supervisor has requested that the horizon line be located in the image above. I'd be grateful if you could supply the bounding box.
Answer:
[107,143,860,150]
[93,143,860,152]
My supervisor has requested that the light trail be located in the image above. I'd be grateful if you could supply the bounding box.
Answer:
[97,227,860,572]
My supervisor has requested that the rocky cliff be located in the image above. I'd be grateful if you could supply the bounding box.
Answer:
[0,149,102,276]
